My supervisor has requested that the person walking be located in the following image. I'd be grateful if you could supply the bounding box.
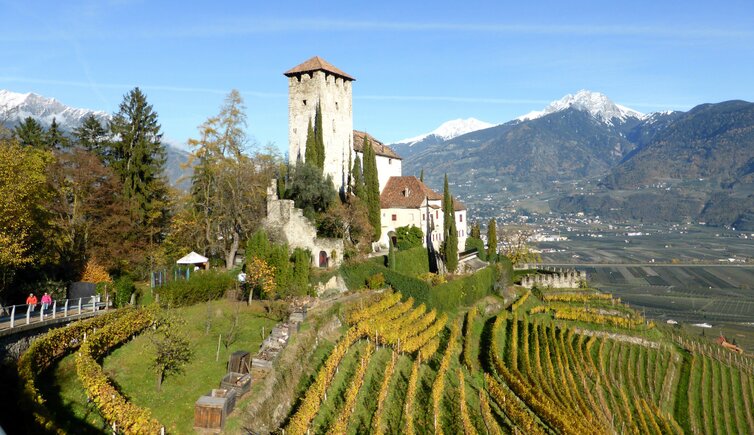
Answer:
[26,293,38,311]
[41,292,52,312]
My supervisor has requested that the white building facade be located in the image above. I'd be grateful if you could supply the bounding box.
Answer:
[379,176,467,253]
[353,131,402,193]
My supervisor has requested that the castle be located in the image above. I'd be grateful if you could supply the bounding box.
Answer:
[284,56,467,257]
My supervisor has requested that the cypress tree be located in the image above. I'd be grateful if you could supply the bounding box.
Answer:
[108,87,168,230]
[315,102,325,170]
[362,136,381,241]
[470,222,481,239]
[352,154,364,199]
[442,174,451,238]
[419,168,424,182]
[487,219,497,261]
[304,118,318,169]
[445,198,458,273]
[14,117,46,148]
[388,240,396,270]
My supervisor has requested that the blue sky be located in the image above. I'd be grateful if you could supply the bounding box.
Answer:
[2,0,753,152]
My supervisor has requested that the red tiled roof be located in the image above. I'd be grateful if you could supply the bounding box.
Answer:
[353,130,402,160]
[380,176,442,209]
[284,56,355,81]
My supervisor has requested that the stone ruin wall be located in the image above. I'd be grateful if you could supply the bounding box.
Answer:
[262,181,343,268]
[520,267,586,289]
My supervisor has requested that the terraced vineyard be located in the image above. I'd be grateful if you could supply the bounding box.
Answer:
[286,289,754,434]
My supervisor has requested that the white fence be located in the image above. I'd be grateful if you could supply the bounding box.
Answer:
[0,295,108,331]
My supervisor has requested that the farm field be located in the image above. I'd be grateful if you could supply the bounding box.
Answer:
[539,227,754,352]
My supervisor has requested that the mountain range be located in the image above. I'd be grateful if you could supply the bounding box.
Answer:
[398,91,754,229]
[0,89,191,188]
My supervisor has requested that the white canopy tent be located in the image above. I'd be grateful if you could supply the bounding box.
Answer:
[176,251,209,268]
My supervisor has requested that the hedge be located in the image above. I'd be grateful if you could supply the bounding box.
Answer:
[342,259,497,312]
[156,269,236,306]
[17,310,129,434]
[75,308,162,434]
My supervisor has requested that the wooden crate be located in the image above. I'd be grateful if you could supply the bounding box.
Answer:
[228,350,250,374]
[220,372,252,397]
[194,388,237,431]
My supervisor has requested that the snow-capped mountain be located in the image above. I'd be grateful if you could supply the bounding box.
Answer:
[517,90,645,125]
[393,117,496,146]
[0,88,191,189]
[0,89,108,129]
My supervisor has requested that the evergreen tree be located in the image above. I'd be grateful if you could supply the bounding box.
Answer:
[442,174,451,238]
[304,118,318,169]
[14,117,46,148]
[470,222,481,239]
[388,240,396,270]
[108,87,168,234]
[487,218,497,261]
[46,117,69,149]
[352,154,364,199]
[362,136,381,241]
[445,198,459,273]
[74,114,108,155]
[314,102,325,170]
[419,168,424,182]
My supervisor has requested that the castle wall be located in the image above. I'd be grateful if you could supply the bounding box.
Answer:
[288,71,353,193]
[263,182,343,268]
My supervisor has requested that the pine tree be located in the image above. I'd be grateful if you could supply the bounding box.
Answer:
[362,136,381,241]
[315,102,325,170]
[446,198,458,273]
[14,117,46,148]
[487,218,497,262]
[352,154,364,199]
[304,118,318,169]
[46,117,69,149]
[74,114,108,155]
[108,87,168,233]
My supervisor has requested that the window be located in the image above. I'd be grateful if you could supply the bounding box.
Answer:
[422,214,425,221]
[392,214,397,221]
[459,214,463,222]
[435,211,438,219]
[389,158,392,165]
[303,99,307,106]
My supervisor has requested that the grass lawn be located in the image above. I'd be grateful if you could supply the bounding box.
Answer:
[100,300,278,434]
[38,354,108,434]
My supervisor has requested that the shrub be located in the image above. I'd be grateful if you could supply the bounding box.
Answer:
[393,246,429,276]
[157,269,235,306]
[367,273,385,289]
[395,225,424,250]
[465,236,486,260]
[113,276,136,307]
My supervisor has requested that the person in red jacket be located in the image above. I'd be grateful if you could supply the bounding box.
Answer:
[26,293,38,311]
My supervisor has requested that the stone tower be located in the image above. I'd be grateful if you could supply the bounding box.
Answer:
[285,56,354,194]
